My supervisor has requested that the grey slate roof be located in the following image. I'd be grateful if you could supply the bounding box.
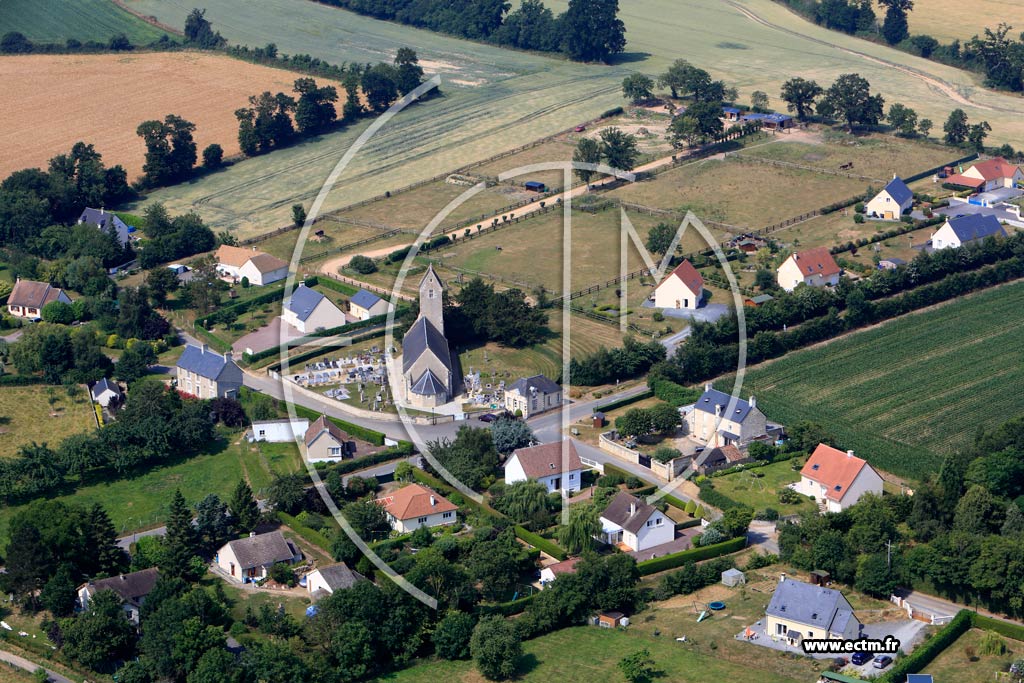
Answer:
[882,177,913,206]
[766,578,857,634]
[410,368,446,396]
[176,345,238,381]
[350,289,382,310]
[693,388,754,422]
[285,285,327,322]
[945,214,1006,242]
[79,208,131,247]
[85,567,159,606]
[224,531,298,569]
[313,563,364,591]
[601,491,658,534]
[90,377,122,401]
[402,316,451,373]
[508,374,561,396]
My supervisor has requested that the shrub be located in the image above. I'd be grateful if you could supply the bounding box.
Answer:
[268,562,297,587]
[854,213,865,224]
[855,202,865,213]
[240,276,250,288]
[652,311,664,322]
[652,446,681,463]
[778,488,801,505]
[755,508,780,521]
[636,536,746,575]
[348,255,378,274]
[202,143,224,169]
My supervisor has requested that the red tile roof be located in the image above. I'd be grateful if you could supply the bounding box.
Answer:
[304,415,347,447]
[789,247,840,278]
[508,440,583,479]
[945,173,984,189]
[546,558,581,576]
[376,483,457,520]
[967,157,1022,182]
[800,444,871,502]
[665,259,703,294]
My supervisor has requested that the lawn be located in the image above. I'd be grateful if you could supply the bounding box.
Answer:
[724,281,1024,480]
[201,575,311,624]
[706,460,818,516]
[0,0,173,44]
[921,627,1024,681]
[0,385,96,458]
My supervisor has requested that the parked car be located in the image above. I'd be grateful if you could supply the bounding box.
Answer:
[477,413,497,422]
[872,655,893,669]
[574,125,586,132]
[850,652,872,666]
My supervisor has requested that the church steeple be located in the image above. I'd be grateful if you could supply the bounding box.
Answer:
[418,264,444,335]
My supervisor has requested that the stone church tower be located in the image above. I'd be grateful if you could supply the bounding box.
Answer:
[418,264,444,335]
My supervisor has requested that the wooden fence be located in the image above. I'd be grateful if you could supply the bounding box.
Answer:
[725,151,885,182]
[299,229,403,264]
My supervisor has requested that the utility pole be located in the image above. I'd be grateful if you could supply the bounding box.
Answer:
[886,539,897,568]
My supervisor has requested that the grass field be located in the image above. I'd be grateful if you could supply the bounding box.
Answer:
[0,52,339,179]
[921,628,1024,681]
[0,0,173,45]
[707,460,818,516]
[876,0,1017,44]
[728,281,1024,479]
[0,386,95,458]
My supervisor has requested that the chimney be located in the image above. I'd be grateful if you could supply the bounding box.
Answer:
[100,207,105,215]
[430,495,436,507]
[249,531,256,538]
[201,343,209,353]
[224,350,234,362]
[749,395,756,409]
[704,381,713,392]
[629,501,636,516]
[715,404,723,417]
[846,449,855,458]
[780,572,786,583]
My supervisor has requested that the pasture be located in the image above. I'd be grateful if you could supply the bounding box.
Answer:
[0,52,337,179]
[0,386,95,458]
[729,281,1024,479]
[0,0,173,45]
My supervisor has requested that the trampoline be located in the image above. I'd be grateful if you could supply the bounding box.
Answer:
[708,601,726,611]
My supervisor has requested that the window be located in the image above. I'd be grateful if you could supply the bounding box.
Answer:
[442,512,453,519]
[258,430,266,437]
[417,516,428,524]
[428,289,434,299]
[646,520,653,527]
[655,517,662,525]
[776,623,787,635]
[329,447,341,456]
[569,473,575,480]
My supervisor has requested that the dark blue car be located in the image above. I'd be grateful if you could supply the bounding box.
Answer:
[851,652,872,666]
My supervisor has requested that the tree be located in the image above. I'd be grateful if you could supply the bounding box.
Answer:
[427,426,500,490]
[194,494,232,554]
[268,473,306,515]
[943,109,970,145]
[164,489,199,579]
[394,461,414,482]
[817,74,884,130]
[658,59,693,98]
[40,300,74,324]
[968,121,992,152]
[348,255,377,274]
[40,563,77,617]
[344,498,391,540]
[434,610,476,659]
[184,8,226,48]
[173,616,227,674]
[145,266,180,308]
[61,589,136,671]
[468,529,528,601]
[492,481,550,525]
[361,63,400,111]
[954,484,999,534]
[202,143,224,169]
[84,503,127,577]
[879,0,913,45]
[116,341,156,384]
[615,407,655,437]
[780,77,823,120]
[1,31,32,54]
[918,118,933,137]
[294,77,339,134]
[645,222,675,255]
[228,480,260,534]
[854,552,899,597]
[188,649,238,683]
[887,103,918,136]
[292,203,306,227]
[562,0,626,63]
[622,73,654,103]
[600,127,640,171]
[573,137,602,184]
[394,47,425,94]
[559,503,601,554]
[619,649,657,683]
[471,616,522,680]
[754,269,776,291]
[750,90,769,111]
[491,417,535,454]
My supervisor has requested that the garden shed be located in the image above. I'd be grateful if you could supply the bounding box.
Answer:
[721,568,746,587]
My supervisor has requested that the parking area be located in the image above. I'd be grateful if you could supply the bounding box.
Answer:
[232,316,305,356]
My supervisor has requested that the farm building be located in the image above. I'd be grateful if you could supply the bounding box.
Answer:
[175,344,243,399]
[7,278,72,319]
[652,259,704,310]
[722,568,746,587]
[722,106,742,121]
[776,247,840,292]
[90,377,123,408]
[958,156,1023,191]
[596,611,628,628]
[598,491,673,552]
[215,245,289,286]
[686,382,772,447]
[283,283,347,333]
[215,531,301,584]
[348,288,392,321]
[305,563,364,600]
[504,440,584,493]
[250,418,310,443]
[792,444,883,513]
[866,176,913,219]
[398,266,454,409]
[375,483,458,533]
[78,207,133,247]
[765,576,862,646]
[503,373,562,417]
[930,214,1007,250]
[77,567,160,625]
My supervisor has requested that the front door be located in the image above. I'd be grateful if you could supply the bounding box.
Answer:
[551,477,561,490]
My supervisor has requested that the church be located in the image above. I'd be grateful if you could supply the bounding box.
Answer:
[398,265,455,408]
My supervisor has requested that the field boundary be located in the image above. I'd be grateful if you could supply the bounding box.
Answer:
[725,150,885,182]
[110,0,185,36]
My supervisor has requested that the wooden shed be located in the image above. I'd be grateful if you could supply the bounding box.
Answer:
[592,412,607,428]
[597,611,627,628]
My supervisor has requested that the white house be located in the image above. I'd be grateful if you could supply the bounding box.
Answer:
[283,284,347,334]
[504,440,584,493]
[503,374,562,418]
[958,157,1024,192]
[776,247,841,292]
[686,382,770,447]
[866,176,913,219]
[90,377,123,408]
[215,245,289,286]
[250,418,310,443]
[792,443,884,513]
[930,214,1006,250]
[539,557,580,587]
[348,289,392,321]
[6,279,72,320]
[653,259,704,310]
[375,483,458,533]
[215,531,301,584]
[765,577,862,646]
[77,568,159,625]
[175,344,243,399]
[303,415,357,463]
[598,491,674,553]
[78,207,133,248]
[306,563,364,600]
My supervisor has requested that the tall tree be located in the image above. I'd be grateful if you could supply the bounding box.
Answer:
[816,73,884,130]
[599,127,640,171]
[573,137,602,184]
[60,589,136,672]
[562,0,626,63]
[164,489,198,579]
[559,503,601,554]
[622,73,654,103]
[184,8,226,48]
[394,47,425,94]
[84,503,127,577]
[750,90,770,111]
[943,108,970,144]
[887,103,919,136]
[780,77,823,120]
[294,78,339,134]
[471,616,522,681]
[879,0,914,45]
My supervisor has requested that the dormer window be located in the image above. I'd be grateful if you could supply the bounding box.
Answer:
[811,464,820,470]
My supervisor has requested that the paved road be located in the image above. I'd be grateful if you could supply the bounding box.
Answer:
[894,588,1024,627]
[0,647,74,683]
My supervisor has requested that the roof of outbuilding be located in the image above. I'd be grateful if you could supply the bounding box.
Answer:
[944,214,1007,242]
[508,440,583,479]
[8,279,70,309]
[90,377,122,400]
[694,444,745,469]
[881,176,913,206]
[601,491,659,534]
[223,531,298,569]
[376,483,457,520]
[401,316,451,373]
[285,284,327,322]
[84,567,159,605]
[766,578,857,633]
[176,344,236,380]
[350,289,383,310]
[311,563,364,591]
[508,374,560,396]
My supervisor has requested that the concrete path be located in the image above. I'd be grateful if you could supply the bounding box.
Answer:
[0,647,74,683]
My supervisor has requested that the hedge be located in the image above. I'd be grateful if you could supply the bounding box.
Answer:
[970,613,1024,642]
[595,389,654,414]
[879,609,972,683]
[697,483,751,512]
[191,324,232,353]
[412,470,504,524]
[262,328,386,368]
[903,154,977,184]
[292,404,387,445]
[371,533,413,554]
[636,536,746,576]
[602,463,639,482]
[0,374,47,386]
[651,380,702,407]
[316,446,414,478]
[277,511,333,553]
[514,526,568,561]
[675,518,703,530]
[477,592,537,616]
[194,285,287,329]
[308,275,358,296]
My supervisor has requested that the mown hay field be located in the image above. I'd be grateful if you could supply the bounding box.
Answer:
[0,0,173,45]
[729,281,1024,479]
[0,386,96,458]
[0,52,339,179]
[875,0,1019,44]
